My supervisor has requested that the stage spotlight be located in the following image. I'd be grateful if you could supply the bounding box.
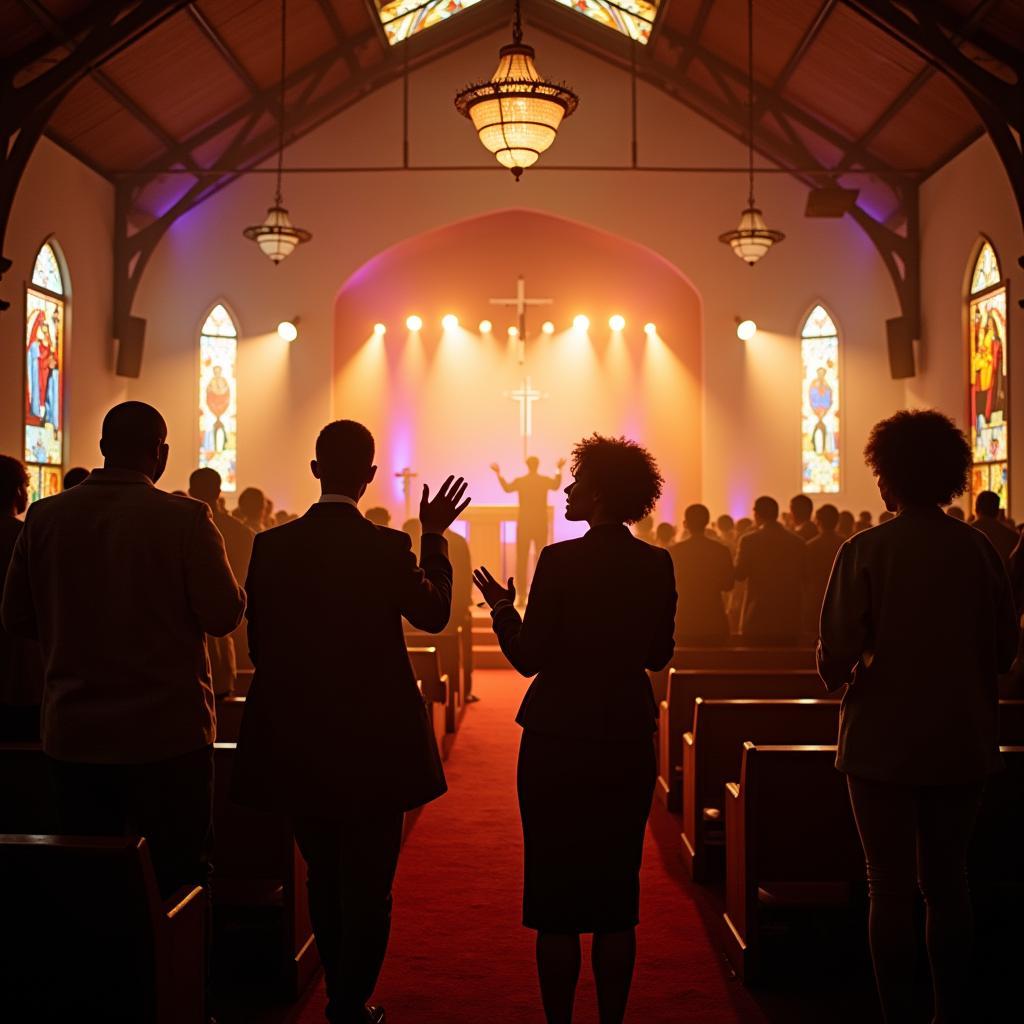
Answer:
[373,322,386,336]
[442,314,459,330]
[277,320,298,342]
[573,314,590,332]
[736,318,757,341]
[406,314,423,332]
[508,326,519,338]
[541,320,555,335]
[479,319,493,334]
[609,314,625,332]
[644,322,657,336]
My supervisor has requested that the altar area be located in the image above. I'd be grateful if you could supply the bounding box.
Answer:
[458,505,556,586]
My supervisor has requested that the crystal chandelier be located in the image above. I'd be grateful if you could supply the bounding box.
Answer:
[455,0,578,180]
[719,0,784,265]
[244,0,311,263]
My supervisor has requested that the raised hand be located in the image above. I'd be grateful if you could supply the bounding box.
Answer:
[556,457,566,470]
[473,566,515,609]
[420,476,471,535]
[489,463,500,474]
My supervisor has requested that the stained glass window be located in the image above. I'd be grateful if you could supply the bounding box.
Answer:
[968,241,1008,509]
[198,304,238,492]
[801,304,840,494]
[25,241,66,504]
[551,0,659,44]
[376,0,486,44]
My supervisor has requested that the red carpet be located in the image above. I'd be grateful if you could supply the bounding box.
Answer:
[295,671,768,1023]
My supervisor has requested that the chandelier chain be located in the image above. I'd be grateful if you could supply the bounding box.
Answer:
[276,0,287,206]
[513,0,523,46]
[747,0,754,208]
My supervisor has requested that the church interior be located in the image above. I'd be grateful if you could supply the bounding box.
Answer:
[0,1,1022,1022]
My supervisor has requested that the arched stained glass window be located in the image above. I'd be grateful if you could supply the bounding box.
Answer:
[801,304,840,494]
[25,241,67,503]
[198,304,238,492]
[968,240,1008,508]
[376,0,486,44]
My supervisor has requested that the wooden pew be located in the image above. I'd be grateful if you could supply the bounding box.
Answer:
[0,740,55,833]
[722,743,862,980]
[0,834,206,1022]
[657,669,827,812]
[216,695,246,744]
[233,669,254,697]
[406,646,451,754]
[681,699,840,881]
[650,646,816,704]
[970,745,1024,887]
[212,742,317,999]
[999,699,1024,744]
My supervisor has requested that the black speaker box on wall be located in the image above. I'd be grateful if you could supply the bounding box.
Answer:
[115,316,147,378]
[886,317,916,379]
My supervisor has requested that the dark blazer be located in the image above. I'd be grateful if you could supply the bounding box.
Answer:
[0,517,42,707]
[492,524,676,740]
[818,507,1018,784]
[734,521,807,639]
[668,533,734,642]
[232,502,453,815]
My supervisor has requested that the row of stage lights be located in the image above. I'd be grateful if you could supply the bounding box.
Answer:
[373,314,657,338]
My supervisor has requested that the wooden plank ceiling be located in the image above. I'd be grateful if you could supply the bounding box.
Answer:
[3,0,1019,225]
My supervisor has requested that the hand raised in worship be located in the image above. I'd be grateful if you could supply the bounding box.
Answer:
[420,476,471,535]
[556,457,566,469]
[489,463,500,474]
[473,566,515,610]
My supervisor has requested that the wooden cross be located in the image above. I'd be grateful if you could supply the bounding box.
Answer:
[489,275,553,364]
[394,466,418,522]
[506,377,544,458]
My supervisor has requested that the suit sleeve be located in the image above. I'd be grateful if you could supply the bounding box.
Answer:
[396,531,453,633]
[0,521,36,641]
[185,503,246,638]
[718,544,736,593]
[816,540,864,691]
[491,546,560,677]
[244,532,264,665]
[647,550,677,670]
[1009,534,1024,614]
[733,534,751,582]
[984,542,1020,674]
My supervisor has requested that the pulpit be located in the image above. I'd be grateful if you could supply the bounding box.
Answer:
[460,505,554,584]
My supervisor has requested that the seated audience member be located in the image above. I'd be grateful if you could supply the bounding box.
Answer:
[0,456,43,740]
[365,506,391,527]
[1,402,245,897]
[236,486,266,533]
[803,503,843,634]
[263,498,276,531]
[633,514,655,544]
[878,510,894,523]
[716,514,737,556]
[972,489,1017,569]
[837,509,855,539]
[790,493,818,540]
[818,409,1017,1024]
[734,495,807,642]
[189,467,255,697]
[655,521,677,548]
[62,466,89,489]
[854,510,873,533]
[402,517,422,556]
[474,434,675,1024]
[669,504,734,644]
[947,505,966,521]
[233,419,468,1024]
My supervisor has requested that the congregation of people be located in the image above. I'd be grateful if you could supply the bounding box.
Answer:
[0,402,1020,1024]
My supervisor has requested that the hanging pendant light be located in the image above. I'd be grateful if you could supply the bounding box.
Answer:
[244,0,311,263]
[454,0,578,181]
[719,0,784,265]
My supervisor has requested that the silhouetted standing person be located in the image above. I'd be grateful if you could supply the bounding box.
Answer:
[61,466,89,489]
[803,503,843,635]
[972,488,1018,569]
[492,456,564,603]
[669,504,734,644]
[236,485,266,533]
[233,420,469,1024]
[734,495,807,642]
[1,402,244,897]
[819,410,1017,1024]
[475,434,675,1024]
[789,493,819,540]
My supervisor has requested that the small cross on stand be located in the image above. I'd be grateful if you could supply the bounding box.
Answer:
[489,275,553,364]
[394,467,418,522]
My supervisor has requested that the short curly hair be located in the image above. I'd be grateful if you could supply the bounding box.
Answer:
[863,409,970,507]
[570,434,663,524]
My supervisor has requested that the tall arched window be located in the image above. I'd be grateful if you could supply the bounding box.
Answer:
[968,240,1009,508]
[801,304,840,494]
[198,304,238,492]
[25,241,67,503]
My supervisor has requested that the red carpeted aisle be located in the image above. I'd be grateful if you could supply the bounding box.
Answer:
[295,671,768,1023]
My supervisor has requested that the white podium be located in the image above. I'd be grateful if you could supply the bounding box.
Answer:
[460,504,554,583]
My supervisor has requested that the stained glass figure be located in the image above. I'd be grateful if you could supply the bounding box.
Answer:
[25,241,66,501]
[198,304,239,492]
[801,304,840,494]
[551,0,659,44]
[377,0,486,44]
[968,241,1008,508]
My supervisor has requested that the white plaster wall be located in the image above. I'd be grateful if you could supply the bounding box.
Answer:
[913,135,1024,516]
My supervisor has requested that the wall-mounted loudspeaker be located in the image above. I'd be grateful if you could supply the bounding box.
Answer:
[115,316,147,378]
[886,317,916,379]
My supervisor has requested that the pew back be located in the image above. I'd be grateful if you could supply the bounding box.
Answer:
[650,647,816,703]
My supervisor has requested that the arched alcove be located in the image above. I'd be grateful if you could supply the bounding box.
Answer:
[333,208,702,536]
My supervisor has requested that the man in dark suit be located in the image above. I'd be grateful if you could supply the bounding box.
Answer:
[233,420,470,1024]
[1,403,245,896]
[669,503,734,644]
[973,489,1017,569]
[734,495,808,642]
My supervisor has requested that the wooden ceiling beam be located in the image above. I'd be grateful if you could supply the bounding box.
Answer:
[675,0,715,78]
[186,3,261,97]
[762,0,837,100]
